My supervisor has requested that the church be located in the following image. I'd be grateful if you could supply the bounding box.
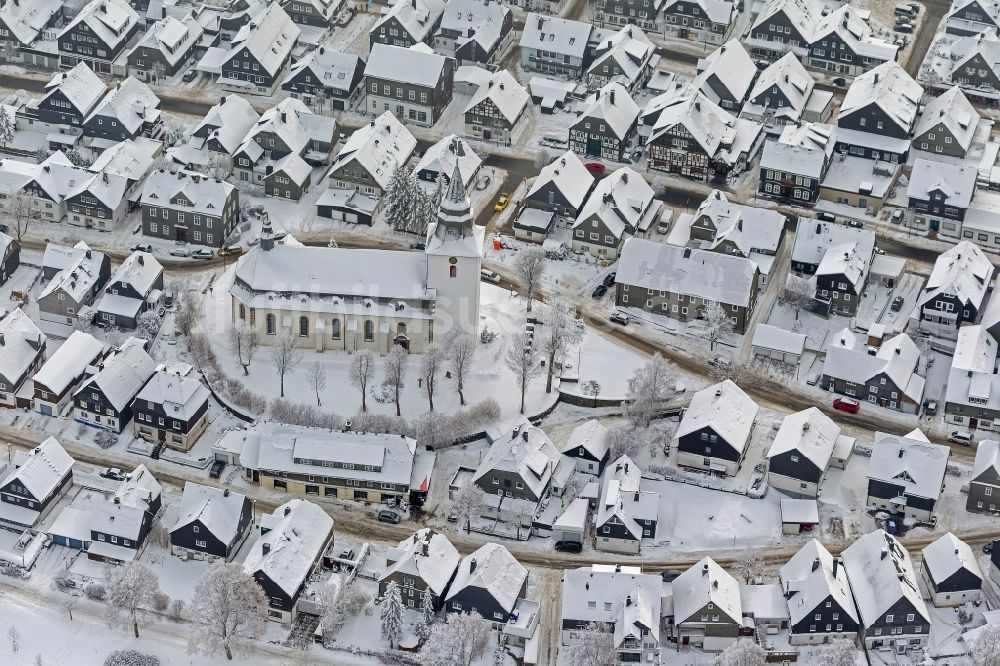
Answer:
[229,164,484,354]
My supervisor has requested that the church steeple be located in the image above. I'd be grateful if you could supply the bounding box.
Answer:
[432,160,473,236]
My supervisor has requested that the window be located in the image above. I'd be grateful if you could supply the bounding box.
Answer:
[364,320,374,341]
[331,319,341,339]
[299,316,309,337]
[266,314,276,335]
[449,265,457,278]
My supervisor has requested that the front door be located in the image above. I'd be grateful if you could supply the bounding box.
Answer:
[175,227,187,242]
[393,334,410,351]
[970,418,979,430]
[158,429,166,442]
[586,137,601,156]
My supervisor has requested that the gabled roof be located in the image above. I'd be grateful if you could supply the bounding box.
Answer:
[141,170,236,217]
[562,419,609,461]
[677,380,758,451]
[0,437,73,500]
[464,70,528,124]
[519,14,591,59]
[282,44,364,95]
[648,92,739,157]
[85,77,161,136]
[575,82,639,141]
[816,240,870,291]
[751,0,822,37]
[44,62,107,115]
[922,532,983,587]
[194,95,260,155]
[914,86,979,153]
[112,464,161,512]
[867,431,949,501]
[573,167,656,239]
[108,251,162,296]
[366,43,449,88]
[839,61,921,133]
[242,499,333,597]
[842,530,929,627]
[237,98,321,161]
[690,189,785,256]
[128,14,203,68]
[949,31,1000,83]
[413,135,482,189]
[0,309,45,385]
[974,439,1000,483]
[673,557,741,625]
[907,159,977,210]
[824,332,925,403]
[746,52,813,120]
[89,138,159,183]
[73,338,156,412]
[694,39,756,106]
[473,421,560,499]
[447,543,527,613]
[382,528,459,595]
[587,25,656,89]
[812,4,897,62]
[767,407,841,471]
[332,111,417,191]
[916,240,993,311]
[135,369,210,421]
[437,0,510,54]
[39,242,108,303]
[58,0,139,52]
[791,218,875,267]
[779,539,858,627]
[664,0,731,23]
[561,565,662,632]
[372,0,445,43]
[526,150,594,209]
[228,3,299,77]
[614,583,660,649]
[171,482,248,544]
[33,331,106,395]
[0,0,62,45]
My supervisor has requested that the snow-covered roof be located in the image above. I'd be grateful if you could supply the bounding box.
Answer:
[332,111,417,191]
[85,77,161,137]
[915,86,979,154]
[194,95,260,155]
[473,421,560,499]
[648,91,740,157]
[825,332,925,403]
[373,0,445,43]
[141,169,236,218]
[767,407,844,471]
[447,543,527,614]
[171,482,248,543]
[587,25,656,89]
[907,159,978,210]
[922,532,983,587]
[109,251,162,296]
[437,0,510,54]
[90,502,145,540]
[792,218,875,268]
[0,309,45,384]
[135,369,209,421]
[58,0,139,55]
[575,82,639,141]
[526,150,594,209]
[947,326,1000,410]
[44,62,108,115]
[973,439,1000,486]
[664,0,732,23]
[112,464,161,512]
[464,70,528,124]
[282,44,363,95]
[0,437,73,501]
[867,431,949,501]
[366,42,449,88]
[227,3,299,77]
[382,528,459,596]
[0,0,61,46]
[917,241,993,312]
[553,497,589,531]
[32,331,106,395]
[39,241,108,303]
[413,135,482,189]
[694,39,757,106]
[243,499,333,598]
[752,324,805,356]
[840,61,921,133]
[779,539,858,627]
[594,480,658,540]
[745,52,813,121]
[561,565,661,632]
[816,240,869,293]
[519,14,591,59]
[842,530,929,628]
[812,4,897,62]
[751,0,822,37]
[616,239,759,308]
[89,138,159,183]
[236,98,332,165]
[573,167,658,240]
[73,338,155,411]
[689,189,785,257]
[948,31,1000,87]
[129,14,203,68]
[677,380,758,451]
[563,419,609,461]
[673,557,741,625]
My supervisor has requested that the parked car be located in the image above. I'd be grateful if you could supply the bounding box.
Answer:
[948,430,974,445]
[591,284,608,298]
[191,248,213,260]
[602,272,616,287]
[164,291,175,309]
[609,312,629,326]
[217,246,244,258]
[584,162,605,175]
[984,541,995,554]
[709,355,726,368]
[890,209,904,224]
[806,373,820,386]
[832,77,846,87]
[99,467,126,480]
[554,540,582,553]
[0,224,8,233]
[378,509,401,524]
[816,211,836,222]
[657,218,670,234]
[409,241,426,250]
[891,296,905,312]
[169,247,191,257]
[895,22,914,33]
[480,269,501,284]
[182,69,198,83]
[494,194,510,212]
[885,518,898,535]
[209,460,225,478]
[924,399,938,416]
[832,397,860,414]
[129,243,152,253]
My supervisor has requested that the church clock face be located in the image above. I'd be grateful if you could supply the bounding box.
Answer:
[449,257,458,264]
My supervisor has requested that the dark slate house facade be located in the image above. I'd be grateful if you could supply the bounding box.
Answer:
[0,233,19,286]
[280,47,366,111]
[0,438,74,527]
[170,484,253,561]
[967,441,1000,514]
[57,0,141,74]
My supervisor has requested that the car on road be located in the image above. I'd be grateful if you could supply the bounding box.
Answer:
[409,241,426,250]
[164,291,175,308]
[631,150,643,163]
[832,77,846,87]
[99,467,126,480]
[209,460,226,478]
[891,295,905,312]
[709,355,726,368]
[554,540,582,553]
[494,194,510,212]
[169,247,191,257]
[480,269,501,284]
[985,541,995,554]
[446,508,459,522]
[948,430,974,445]
[591,284,607,298]
[923,399,938,416]
[129,243,152,253]
[832,397,860,414]
[182,70,198,83]
[602,271,616,287]
[192,248,214,259]
[378,509,401,524]
[660,569,682,582]
[609,312,629,326]
[217,246,244,258]
[584,162,605,175]
[890,209,904,224]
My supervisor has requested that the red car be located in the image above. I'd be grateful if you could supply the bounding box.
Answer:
[584,162,605,175]
[832,397,860,414]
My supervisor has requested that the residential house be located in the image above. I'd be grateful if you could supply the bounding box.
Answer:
[65,138,159,231]
[946,0,1000,36]
[37,244,111,325]
[243,499,335,623]
[571,167,660,259]
[170,482,253,561]
[524,150,595,217]
[921,532,983,607]
[660,0,735,46]
[672,557,741,651]
[841,530,931,652]
[767,407,855,498]
[34,62,108,128]
[70,464,162,562]
[746,0,820,62]
[570,83,639,162]
[560,419,610,475]
[472,421,560,524]
[369,0,445,50]
[867,430,949,521]
[585,26,657,94]
[561,565,662,662]
[0,437,73,528]
[413,134,482,192]
[328,111,417,198]
[379,528,459,611]
[279,0,340,28]
[943,31,1000,104]
[133,365,211,452]
[835,62,922,163]
[790,217,875,275]
[464,70,528,145]
[0,152,90,225]
[141,169,240,247]
[944,326,1000,433]
[741,52,827,127]
[593,0,662,32]
[692,39,757,112]
[594,455,659,554]
[822,331,925,413]
[72,337,155,433]
[614,240,761,334]
[0,0,63,64]
[907,159,978,237]
[758,122,836,205]
[166,95,259,169]
[218,4,299,95]
[280,44,366,111]
[95,251,164,329]
[779,540,859,644]
[518,14,592,79]
[914,241,993,332]
[675,380,758,476]
[433,0,513,66]
[968,439,1000,513]
[57,0,140,74]
[364,43,455,127]
[912,86,981,159]
[0,232,18,287]
[32,331,106,417]
[0,309,45,409]
[125,14,203,81]
[445,543,528,626]
[82,77,162,143]
[804,4,897,77]
[813,239,873,316]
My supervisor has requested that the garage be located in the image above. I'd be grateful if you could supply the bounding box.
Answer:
[316,188,378,226]
[552,498,588,544]
[48,507,91,550]
[780,499,819,535]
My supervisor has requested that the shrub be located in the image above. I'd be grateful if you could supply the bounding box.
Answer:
[103,650,161,666]
[94,430,118,449]
[85,583,106,601]
[151,592,170,612]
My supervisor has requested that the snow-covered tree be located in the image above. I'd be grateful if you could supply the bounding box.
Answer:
[703,301,734,351]
[33,655,43,666]
[380,581,404,649]
[411,185,435,236]
[8,625,18,653]
[534,148,552,170]
[350,349,376,412]
[318,582,370,646]
[624,352,675,428]
[817,638,859,666]
[448,482,483,533]
[268,329,302,398]
[382,344,409,416]
[105,562,161,638]
[783,273,815,321]
[136,310,163,341]
[421,611,491,666]
[188,562,268,661]
[0,108,14,147]
[384,162,415,232]
[420,343,446,412]
[104,326,124,350]
[713,640,766,666]
[228,322,258,376]
[582,380,601,407]
[446,330,476,405]
[7,193,38,243]
[563,622,614,666]
[733,551,764,584]
[513,246,546,312]
[505,332,542,414]
[206,154,232,181]
[606,424,637,461]
[972,625,1000,666]
[104,650,160,666]
[306,361,327,407]
[65,148,92,167]
[175,291,202,337]
[416,586,435,644]
[541,300,583,393]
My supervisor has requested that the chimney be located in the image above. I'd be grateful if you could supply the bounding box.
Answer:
[284,505,292,516]
[522,429,529,442]
[832,558,839,579]
[113,496,120,504]
[811,557,820,572]
[137,255,144,266]
[85,249,92,259]
[319,46,325,55]
[470,558,477,573]
[898,448,904,458]
[702,563,709,576]
[262,542,271,555]
[894,347,900,355]
[223,487,230,497]
[421,541,429,557]
[0,334,4,346]
[683,247,692,259]
[625,595,632,607]
[880,547,888,561]
[713,580,719,589]
[609,89,616,105]
[633,491,639,502]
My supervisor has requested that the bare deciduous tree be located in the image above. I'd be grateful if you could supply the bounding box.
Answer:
[624,352,675,428]
[421,611,491,666]
[349,349,376,412]
[188,562,268,661]
[105,562,161,638]
[268,330,302,398]
[446,330,476,406]
[447,482,483,533]
[582,379,601,407]
[972,625,1000,666]
[8,193,38,243]
[733,551,764,584]
[8,626,19,653]
[541,300,583,393]
[382,344,408,416]
[505,332,542,414]
[306,361,327,407]
[228,323,258,376]
[703,301,734,351]
[783,273,815,321]
[817,638,859,666]
[420,343,446,412]
[713,640,766,666]
[563,622,615,666]
[513,246,546,312]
